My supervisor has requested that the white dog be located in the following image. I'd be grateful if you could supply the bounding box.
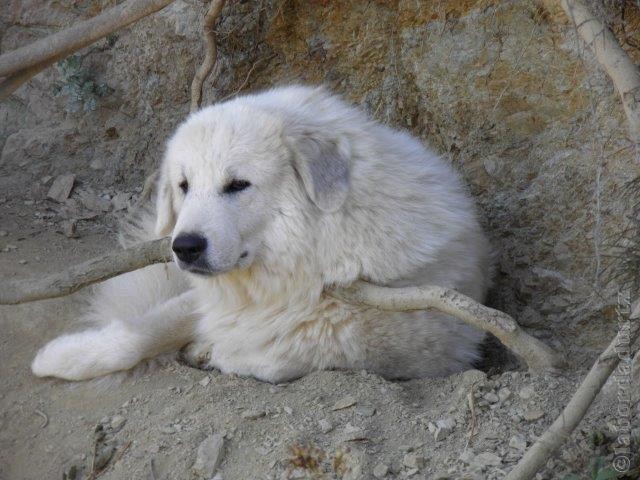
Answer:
[32,86,492,383]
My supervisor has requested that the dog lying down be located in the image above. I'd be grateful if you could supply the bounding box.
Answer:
[32,85,492,383]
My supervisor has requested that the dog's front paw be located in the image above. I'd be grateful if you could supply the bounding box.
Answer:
[178,342,217,371]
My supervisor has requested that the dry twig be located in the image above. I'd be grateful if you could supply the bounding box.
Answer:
[190,0,226,113]
[0,238,171,305]
[505,304,640,480]
[329,282,565,371]
[559,0,640,142]
[0,0,176,101]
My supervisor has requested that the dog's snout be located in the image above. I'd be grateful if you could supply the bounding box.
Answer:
[172,234,207,263]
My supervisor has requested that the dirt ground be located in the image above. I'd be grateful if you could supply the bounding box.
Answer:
[0,182,636,480]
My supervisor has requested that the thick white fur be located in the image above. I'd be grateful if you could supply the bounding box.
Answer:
[32,86,492,383]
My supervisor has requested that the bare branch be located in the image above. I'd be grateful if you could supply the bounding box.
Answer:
[0,238,171,305]
[505,305,640,480]
[190,0,226,113]
[330,282,565,371]
[560,0,640,142]
[0,0,176,101]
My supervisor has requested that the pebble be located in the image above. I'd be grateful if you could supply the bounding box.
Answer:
[18,259,27,265]
[241,409,265,420]
[483,392,500,403]
[518,386,535,400]
[509,434,527,451]
[192,433,225,478]
[110,415,126,432]
[355,404,376,417]
[470,451,502,469]
[498,387,512,402]
[373,463,389,478]
[428,418,455,441]
[47,174,75,202]
[318,418,333,433]
[198,376,211,387]
[523,408,544,421]
[342,423,366,441]
[403,453,426,470]
[332,395,357,410]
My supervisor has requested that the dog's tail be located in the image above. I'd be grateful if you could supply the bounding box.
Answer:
[31,206,194,381]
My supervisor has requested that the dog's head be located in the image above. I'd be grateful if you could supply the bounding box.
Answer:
[155,102,351,276]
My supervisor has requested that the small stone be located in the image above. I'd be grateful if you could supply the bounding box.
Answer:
[79,191,111,212]
[498,387,512,402]
[518,386,535,400]
[18,259,27,265]
[459,450,475,464]
[373,463,389,478]
[47,174,75,202]
[40,175,53,185]
[62,219,78,238]
[283,406,293,415]
[523,408,544,421]
[198,376,211,387]
[342,423,366,441]
[403,453,425,470]
[405,468,419,476]
[111,192,131,211]
[192,433,225,478]
[509,434,527,451]
[110,415,126,432]
[355,404,376,417]
[318,418,333,433]
[332,395,357,410]
[483,392,499,403]
[241,409,265,420]
[471,452,502,469]
[3,244,17,252]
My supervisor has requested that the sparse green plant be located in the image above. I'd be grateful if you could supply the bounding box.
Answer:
[52,54,113,114]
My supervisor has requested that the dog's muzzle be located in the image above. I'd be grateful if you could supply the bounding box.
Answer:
[172,233,207,264]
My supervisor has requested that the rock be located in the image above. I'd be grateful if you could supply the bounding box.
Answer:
[355,404,376,417]
[18,259,27,265]
[111,192,131,211]
[332,395,357,410]
[94,443,115,470]
[483,392,500,403]
[283,406,293,415]
[428,418,455,441]
[47,174,75,202]
[241,409,265,420]
[459,450,475,464]
[192,433,225,478]
[342,423,366,441]
[318,418,333,433]
[518,386,535,400]
[523,408,544,421]
[373,463,389,478]
[497,387,512,402]
[62,219,78,238]
[470,452,502,469]
[78,190,111,212]
[403,453,425,470]
[109,415,126,432]
[509,433,527,451]
[198,376,210,387]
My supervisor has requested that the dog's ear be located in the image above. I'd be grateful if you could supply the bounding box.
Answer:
[155,167,176,237]
[285,125,351,213]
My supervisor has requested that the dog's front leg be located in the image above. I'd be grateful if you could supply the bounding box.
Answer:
[32,290,199,381]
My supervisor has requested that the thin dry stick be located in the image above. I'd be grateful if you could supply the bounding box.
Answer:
[505,307,640,480]
[0,237,171,305]
[560,0,640,142]
[0,0,176,84]
[329,282,565,371]
[190,0,226,113]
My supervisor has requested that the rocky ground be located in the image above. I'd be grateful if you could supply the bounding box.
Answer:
[2,0,640,478]
[0,173,637,480]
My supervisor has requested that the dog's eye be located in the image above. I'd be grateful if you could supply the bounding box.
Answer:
[179,180,189,194]
[223,179,251,194]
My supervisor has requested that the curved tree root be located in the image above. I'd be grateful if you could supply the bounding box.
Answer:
[329,282,565,371]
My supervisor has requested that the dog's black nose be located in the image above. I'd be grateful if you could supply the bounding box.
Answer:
[172,234,207,264]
